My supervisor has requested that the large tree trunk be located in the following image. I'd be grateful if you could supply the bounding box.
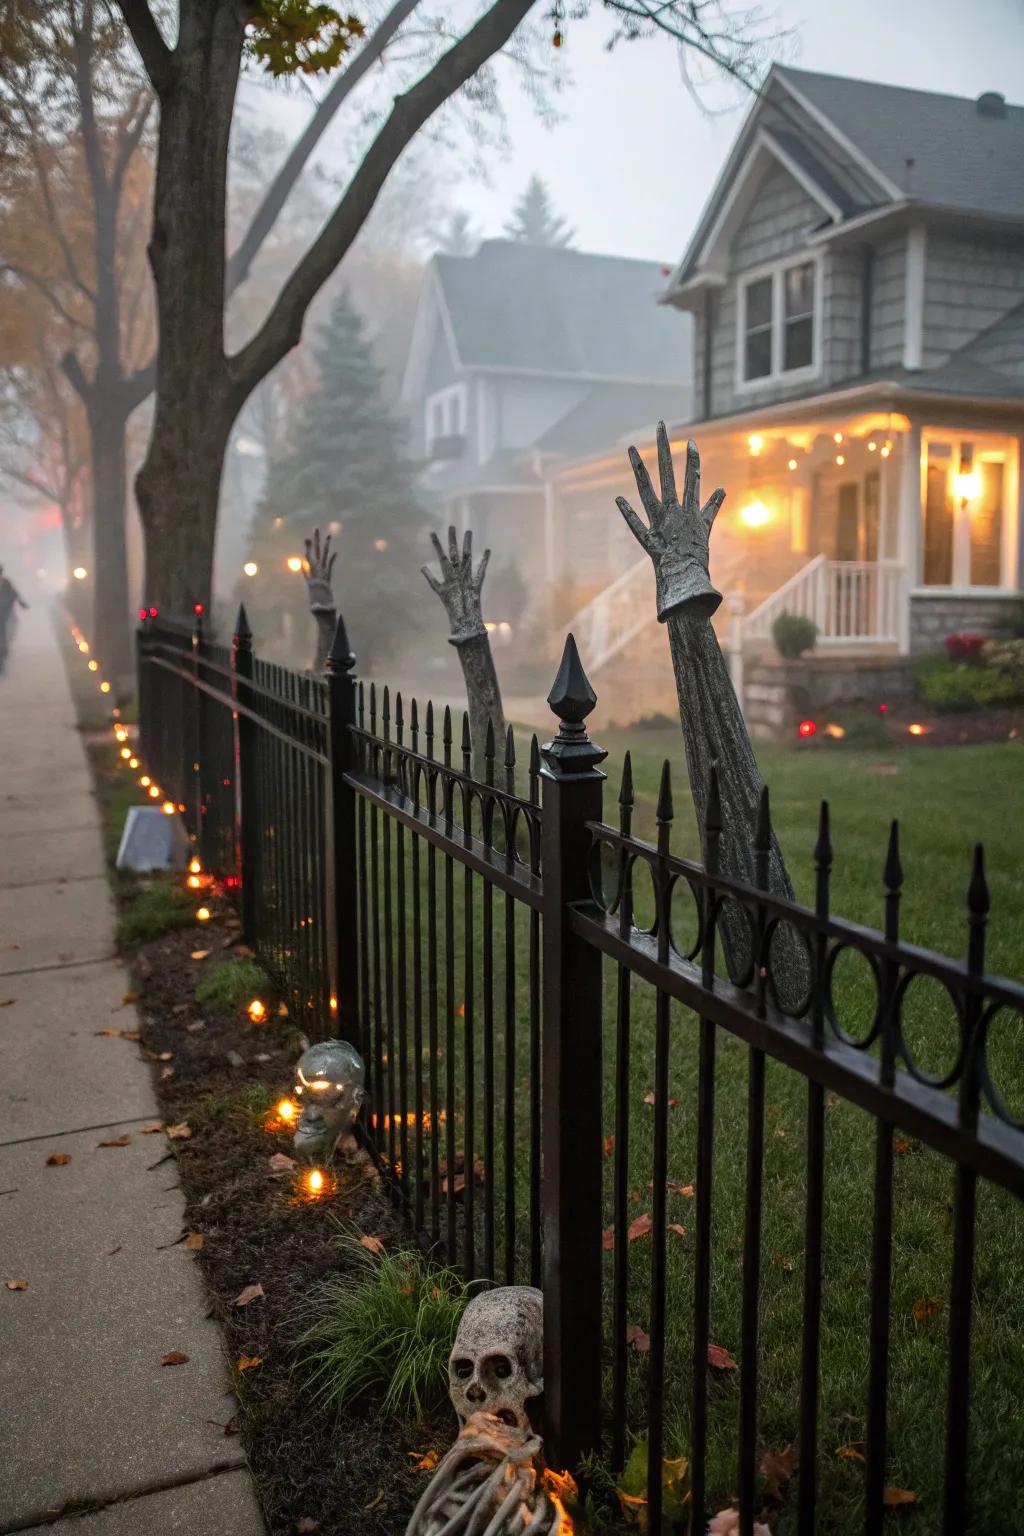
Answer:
[134,1,242,617]
[89,402,133,687]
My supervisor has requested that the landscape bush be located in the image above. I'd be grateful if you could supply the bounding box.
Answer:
[918,661,1023,712]
[772,611,818,660]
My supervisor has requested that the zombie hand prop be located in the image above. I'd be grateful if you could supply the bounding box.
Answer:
[303,527,337,614]
[421,526,490,645]
[616,422,726,624]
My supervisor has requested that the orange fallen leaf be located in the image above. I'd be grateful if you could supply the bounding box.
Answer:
[667,1222,686,1238]
[603,1134,615,1158]
[161,1350,189,1366]
[141,1123,163,1134]
[626,1321,650,1354]
[295,1520,319,1533]
[707,1343,738,1370]
[5,1279,28,1291]
[760,1445,797,1502]
[359,1234,386,1255]
[773,1253,795,1274]
[98,1136,131,1148]
[627,1213,653,1242]
[835,1443,866,1464]
[94,1028,119,1037]
[121,991,138,1005]
[0,998,15,1007]
[165,1123,191,1140]
[912,1297,942,1323]
[456,1002,465,1017]
[190,949,210,961]
[893,1136,911,1154]
[269,1152,295,1172]
[234,1282,265,1306]
[602,1225,615,1251]
[45,1153,71,1166]
[184,1233,205,1251]
[883,1487,917,1508]
[237,1355,263,1373]
[120,1029,142,1042]
[643,1092,680,1108]
[409,1450,439,1472]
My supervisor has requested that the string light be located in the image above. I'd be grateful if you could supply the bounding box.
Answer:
[787,458,798,471]
[88,659,99,672]
[908,722,927,737]
[243,562,258,577]
[140,775,151,787]
[196,906,211,922]
[835,454,845,467]
[247,999,267,1023]
[72,567,87,580]
[162,801,176,816]
[287,556,303,572]
[129,757,139,769]
[276,1099,296,1122]
[99,681,111,693]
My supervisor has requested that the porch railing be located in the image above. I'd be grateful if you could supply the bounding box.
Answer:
[742,556,904,647]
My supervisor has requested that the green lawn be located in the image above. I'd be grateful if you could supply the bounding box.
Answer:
[361,733,1024,1532]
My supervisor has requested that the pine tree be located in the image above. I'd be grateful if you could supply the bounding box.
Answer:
[238,289,431,669]
[503,175,574,248]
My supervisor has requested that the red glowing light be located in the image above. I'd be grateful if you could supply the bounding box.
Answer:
[193,602,204,615]
[138,607,147,621]
[224,875,241,890]
[798,719,817,738]
[879,703,889,714]
[148,606,158,618]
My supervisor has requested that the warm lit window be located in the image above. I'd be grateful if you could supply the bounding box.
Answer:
[738,258,818,385]
[922,433,1015,589]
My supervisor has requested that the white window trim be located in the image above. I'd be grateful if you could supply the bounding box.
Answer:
[734,250,823,396]
[918,428,1020,593]
[425,383,468,452]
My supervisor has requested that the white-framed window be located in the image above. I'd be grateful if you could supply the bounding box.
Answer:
[425,384,467,452]
[736,253,821,390]
[920,430,1019,591]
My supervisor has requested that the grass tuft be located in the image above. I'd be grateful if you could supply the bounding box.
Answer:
[297,1238,470,1420]
[196,957,270,1009]
[115,876,197,947]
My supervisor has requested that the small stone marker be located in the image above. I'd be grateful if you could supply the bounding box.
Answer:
[115,806,188,872]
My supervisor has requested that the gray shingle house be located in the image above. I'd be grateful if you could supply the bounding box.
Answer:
[552,66,1024,698]
[400,240,691,612]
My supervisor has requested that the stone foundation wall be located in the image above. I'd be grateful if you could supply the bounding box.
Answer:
[744,655,915,739]
[910,593,1021,654]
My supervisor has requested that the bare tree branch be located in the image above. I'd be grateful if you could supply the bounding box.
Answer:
[115,0,175,95]
[229,0,536,397]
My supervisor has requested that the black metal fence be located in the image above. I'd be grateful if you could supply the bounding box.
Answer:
[138,608,1024,1536]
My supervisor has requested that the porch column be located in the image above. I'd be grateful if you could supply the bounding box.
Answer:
[896,424,922,655]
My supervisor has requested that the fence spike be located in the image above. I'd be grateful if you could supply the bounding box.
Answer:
[328,612,355,670]
[369,682,377,734]
[357,680,365,726]
[529,734,541,777]
[704,760,722,834]
[619,751,634,809]
[504,724,516,770]
[656,759,673,825]
[410,696,419,746]
[485,717,495,765]
[382,685,390,739]
[234,603,252,644]
[395,691,404,742]
[546,631,597,726]
[968,842,990,918]
[814,799,833,870]
[461,710,472,759]
[884,819,903,894]
[425,700,435,758]
[443,705,453,767]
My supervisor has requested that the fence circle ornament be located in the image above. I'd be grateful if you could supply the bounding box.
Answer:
[893,971,966,1090]
[588,837,623,914]
[824,942,883,1049]
[667,872,703,962]
[978,1004,1024,1129]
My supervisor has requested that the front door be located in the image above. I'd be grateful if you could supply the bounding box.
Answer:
[922,434,1013,589]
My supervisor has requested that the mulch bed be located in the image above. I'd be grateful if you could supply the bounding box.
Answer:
[128,918,453,1535]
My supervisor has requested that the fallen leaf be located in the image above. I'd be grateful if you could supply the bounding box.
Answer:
[98,1136,131,1148]
[643,1092,680,1108]
[269,1152,295,1172]
[409,1450,439,1472]
[456,1002,465,1018]
[359,1234,386,1255]
[603,1134,615,1157]
[94,1028,119,1037]
[893,1136,911,1154]
[707,1343,738,1370]
[643,1092,655,1105]
[45,1153,71,1166]
[277,1002,289,1017]
[120,1029,142,1042]
[161,1351,189,1366]
[626,1322,650,1354]
[760,1445,797,1502]
[773,1253,795,1274]
[602,1225,615,1251]
[5,1279,28,1290]
[912,1297,942,1323]
[154,1051,173,1062]
[184,1233,205,1251]
[670,1182,694,1197]
[629,1188,643,1203]
[835,1443,866,1464]
[295,1520,319,1534]
[107,1245,122,1256]
[165,1123,192,1140]
[121,992,138,1006]
[627,1213,653,1242]
[234,1283,265,1306]
[160,1066,175,1080]
[190,949,210,961]
[237,1355,262,1373]
[667,1222,686,1237]
[0,998,15,1007]
[363,1491,384,1512]
[883,1487,917,1508]
[141,1123,163,1134]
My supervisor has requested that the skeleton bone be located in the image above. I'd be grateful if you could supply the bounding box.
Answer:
[303,526,338,674]
[404,1414,572,1536]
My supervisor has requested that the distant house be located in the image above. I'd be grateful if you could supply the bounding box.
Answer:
[400,240,691,613]
[550,67,1024,708]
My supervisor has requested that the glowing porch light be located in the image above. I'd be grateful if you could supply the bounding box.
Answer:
[196,906,211,922]
[739,500,772,529]
[835,454,845,467]
[787,458,798,471]
[72,566,87,580]
[833,432,844,444]
[954,470,981,504]
[247,999,267,1023]
[287,555,303,572]
[747,433,764,456]
[243,561,258,577]
[908,722,927,737]
[868,440,878,452]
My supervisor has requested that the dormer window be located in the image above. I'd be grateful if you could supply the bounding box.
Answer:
[737,254,820,388]
[426,384,467,457]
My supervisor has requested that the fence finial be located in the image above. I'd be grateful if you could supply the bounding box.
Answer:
[327,612,356,673]
[619,751,634,810]
[884,819,903,894]
[967,842,990,919]
[656,759,674,826]
[234,603,252,646]
[814,800,833,870]
[542,633,607,775]
[504,724,516,770]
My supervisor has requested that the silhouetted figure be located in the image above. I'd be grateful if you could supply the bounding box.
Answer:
[0,565,28,675]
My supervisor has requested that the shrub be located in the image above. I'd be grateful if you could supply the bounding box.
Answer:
[984,638,1024,683]
[772,612,818,660]
[116,877,197,947]
[631,711,676,731]
[944,632,988,665]
[919,662,1023,713]
[297,1239,470,1419]
[196,957,270,1009]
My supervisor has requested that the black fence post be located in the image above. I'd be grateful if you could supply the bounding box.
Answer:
[232,605,259,944]
[540,633,607,1472]
[326,615,360,1049]
[135,616,149,761]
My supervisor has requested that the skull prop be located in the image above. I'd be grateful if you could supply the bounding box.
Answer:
[292,1039,365,1161]
[449,1287,543,1430]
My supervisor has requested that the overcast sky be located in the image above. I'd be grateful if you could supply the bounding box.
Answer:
[246,0,1024,269]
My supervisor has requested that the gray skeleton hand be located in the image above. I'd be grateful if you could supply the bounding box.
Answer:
[616,423,726,624]
[421,526,490,644]
[303,528,337,614]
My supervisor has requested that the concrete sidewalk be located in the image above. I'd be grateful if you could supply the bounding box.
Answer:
[0,610,264,1535]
